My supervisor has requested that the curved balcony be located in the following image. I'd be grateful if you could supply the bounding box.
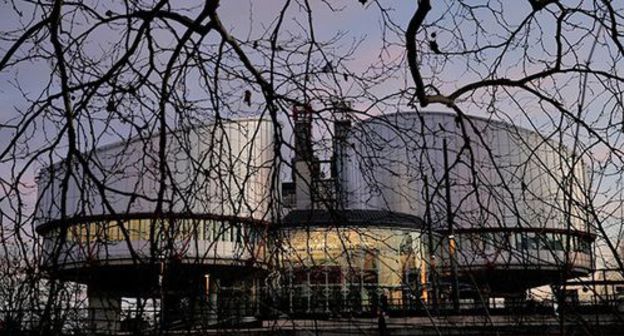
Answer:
[40,214,269,277]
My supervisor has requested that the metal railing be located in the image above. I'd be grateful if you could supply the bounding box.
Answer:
[1,296,623,334]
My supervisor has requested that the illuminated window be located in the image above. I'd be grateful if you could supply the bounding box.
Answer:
[143,220,153,240]
[68,227,79,242]
[80,224,89,243]
[130,220,140,241]
[94,222,103,242]
[178,219,193,238]
[106,221,118,241]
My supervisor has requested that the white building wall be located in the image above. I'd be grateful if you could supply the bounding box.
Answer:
[343,112,590,234]
[36,118,276,224]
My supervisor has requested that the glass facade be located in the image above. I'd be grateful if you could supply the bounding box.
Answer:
[435,230,593,274]
[273,226,430,314]
[444,231,592,254]
[41,218,267,267]
[53,219,261,244]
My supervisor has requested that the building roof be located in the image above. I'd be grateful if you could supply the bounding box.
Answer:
[276,209,424,230]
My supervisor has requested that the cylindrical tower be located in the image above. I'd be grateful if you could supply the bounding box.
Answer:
[342,112,594,297]
[36,118,276,331]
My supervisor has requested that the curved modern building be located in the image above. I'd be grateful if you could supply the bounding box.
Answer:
[34,108,597,331]
[340,112,594,297]
[36,118,276,331]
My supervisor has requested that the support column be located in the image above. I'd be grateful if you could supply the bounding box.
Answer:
[88,288,121,334]
[206,276,219,326]
[240,279,257,323]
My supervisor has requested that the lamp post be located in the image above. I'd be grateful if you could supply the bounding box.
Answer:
[158,254,166,330]
[443,138,460,312]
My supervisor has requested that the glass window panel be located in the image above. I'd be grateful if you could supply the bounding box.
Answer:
[132,219,141,241]
[84,223,90,244]
[141,220,150,240]
[214,221,220,241]
[106,221,121,242]
[552,233,564,251]
[528,233,538,250]
[219,222,229,242]
[68,227,76,242]
[539,233,549,250]
[178,219,187,238]
[207,220,213,241]
[235,225,242,244]
[515,232,523,249]
[114,222,123,241]
[519,232,538,250]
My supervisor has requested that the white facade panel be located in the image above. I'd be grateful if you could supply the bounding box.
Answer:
[36,118,276,224]
[343,112,590,234]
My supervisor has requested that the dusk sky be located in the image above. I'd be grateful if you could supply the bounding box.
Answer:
[0,1,620,262]
[1,3,624,326]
